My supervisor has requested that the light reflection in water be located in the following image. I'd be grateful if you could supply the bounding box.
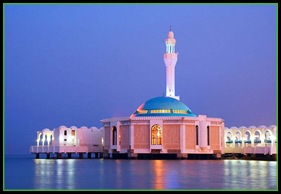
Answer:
[34,159,76,189]
[66,160,75,189]
[223,160,277,190]
[115,160,122,189]
[152,160,165,189]
[29,158,276,190]
[34,159,55,189]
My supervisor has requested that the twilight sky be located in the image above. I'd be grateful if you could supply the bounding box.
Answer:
[4,4,277,155]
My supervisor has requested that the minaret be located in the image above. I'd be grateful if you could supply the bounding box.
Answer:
[164,28,179,100]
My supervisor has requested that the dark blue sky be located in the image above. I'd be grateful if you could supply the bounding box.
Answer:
[4,4,277,155]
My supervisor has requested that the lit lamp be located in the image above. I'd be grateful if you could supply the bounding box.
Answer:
[36,139,40,147]
[251,137,255,146]
[36,131,42,146]
[232,137,235,147]
[42,137,45,146]
[47,136,50,146]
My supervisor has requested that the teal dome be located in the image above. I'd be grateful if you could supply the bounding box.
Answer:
[131,96,196,117]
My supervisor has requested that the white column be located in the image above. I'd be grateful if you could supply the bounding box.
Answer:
[199,121,207,148]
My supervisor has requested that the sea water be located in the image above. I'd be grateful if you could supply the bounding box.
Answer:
[4,155,277,191]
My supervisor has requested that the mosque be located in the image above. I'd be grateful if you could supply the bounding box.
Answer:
[101,30,225,159]
[30,30,276,160]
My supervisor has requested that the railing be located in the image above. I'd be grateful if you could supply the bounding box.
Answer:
[30,146,60,153]
[224,146,273,155]
[30,145,104,153]
[246,146,271,155]
[224,147,243,154]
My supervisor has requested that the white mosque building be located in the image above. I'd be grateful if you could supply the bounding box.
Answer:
[101,30,225,159]
[30,30,276,160]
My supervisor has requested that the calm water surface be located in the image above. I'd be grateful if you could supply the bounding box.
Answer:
[4,155,277,190]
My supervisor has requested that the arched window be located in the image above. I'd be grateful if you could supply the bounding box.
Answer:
[254,131,261,143]
[112,126,117,145]
[196,125,199,145]
[45,135,48,145]
[50,135,53,146]
[235,131,241,142]
[226,132,233,143]
[235,131,242,147]
[265,131,271,143]
[207,126,210,146]
[244,131,251,146]
[151,125,162,145]
[64,130,67,136]
[39,133,43,146]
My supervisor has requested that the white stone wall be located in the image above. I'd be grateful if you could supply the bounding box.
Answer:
[31,125,104,153]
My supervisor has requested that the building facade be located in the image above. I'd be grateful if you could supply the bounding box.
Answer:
[30,125,104,158]
[224,125,277,156]
[101,100,224,159]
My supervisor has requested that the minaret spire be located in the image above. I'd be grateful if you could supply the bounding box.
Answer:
[163,28,179,100]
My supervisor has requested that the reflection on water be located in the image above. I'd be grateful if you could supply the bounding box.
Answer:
[223,160,276,189]
[5,156,277,190]
[34,159,76,189]
[153,160,164,189]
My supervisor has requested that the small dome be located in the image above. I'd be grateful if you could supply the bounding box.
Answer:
[131,96,196,117]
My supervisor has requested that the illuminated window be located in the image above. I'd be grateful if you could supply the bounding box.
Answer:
[71,130,75,136]
[151,109,171,113]
[173,110,187,114]
[137,110,148,114]
[151,125,162,145]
